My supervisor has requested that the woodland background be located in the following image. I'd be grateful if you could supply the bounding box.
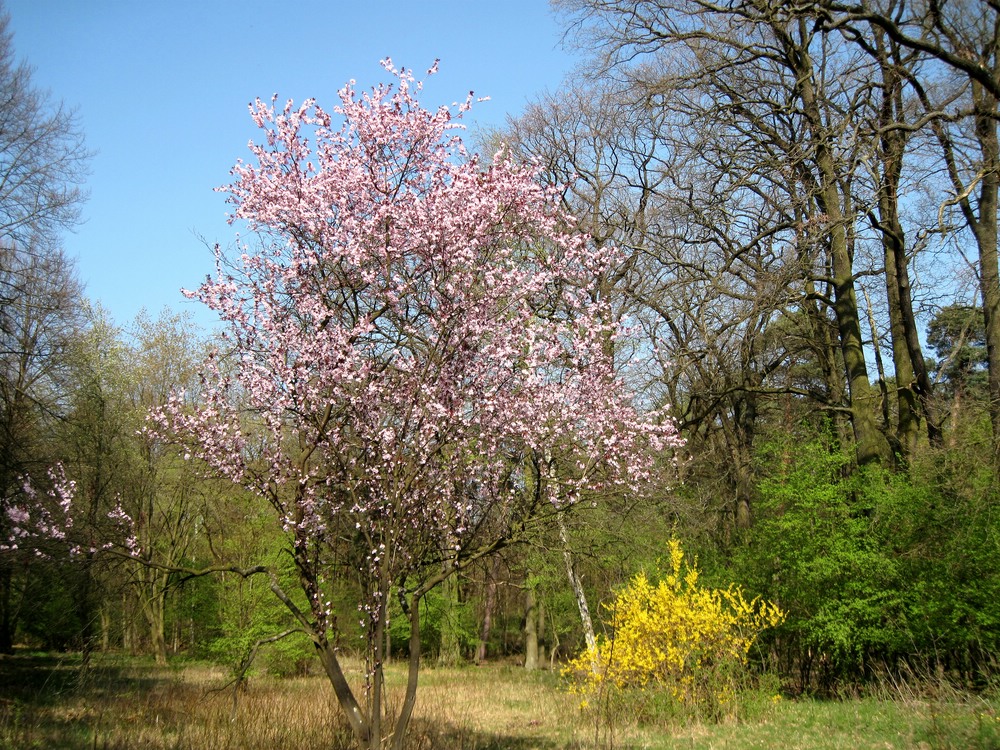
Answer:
[3,0,1000,704]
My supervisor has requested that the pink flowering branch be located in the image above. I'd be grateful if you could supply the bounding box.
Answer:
[2,464,142,559]
[2,466,74,555]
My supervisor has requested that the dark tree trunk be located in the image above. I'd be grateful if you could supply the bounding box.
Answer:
[780,17,892,466]
[475,557,500,665]
[0,562,12,654]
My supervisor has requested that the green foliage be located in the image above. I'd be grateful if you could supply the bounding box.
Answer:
[203,518,317,677]
[207,570,314,677]
[15,559,83,651]
[890,445,1000,680]
[736,435,1000,690]
[736,440,904,681]
[927,304,988,393]
[164,569,224,657]
[387,586,478,661]
[521,492,687,662]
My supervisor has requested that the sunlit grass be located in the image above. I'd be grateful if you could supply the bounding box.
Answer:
[1,652,998,749]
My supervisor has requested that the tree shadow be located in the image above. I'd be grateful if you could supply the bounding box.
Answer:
[0,650,167,748]
[404,714,648,750]
[0,653,653,749]
[0,651,159,702]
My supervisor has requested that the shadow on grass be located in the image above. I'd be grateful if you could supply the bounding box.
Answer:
[406,717,576,750]
[0,651,161,701]
[0,651,171,750]
[404,714,651,750]
[0,653,648,749]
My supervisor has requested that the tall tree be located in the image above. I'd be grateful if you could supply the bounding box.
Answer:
[856,22,940,452]
[0,3,88,653]
[551,0,906,477]
[0,244,81,652]
[125,309,207,664]
[504,75,807,536]
[927,302,989,439]
[62,305,132,660]
[814,0,1000,455]
[153,62,679,750]
[61,307,209,663]
[0,10,88,254]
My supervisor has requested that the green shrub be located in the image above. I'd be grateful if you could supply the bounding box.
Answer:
[738,435,1000,690]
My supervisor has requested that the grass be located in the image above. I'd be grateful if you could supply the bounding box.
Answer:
[1,652,998,749]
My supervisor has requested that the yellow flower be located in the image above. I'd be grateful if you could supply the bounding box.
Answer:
[564,539,785,717]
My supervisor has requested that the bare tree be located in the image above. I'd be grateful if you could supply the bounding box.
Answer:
[503,57,839,539]
[550,0,1000,465]
[0,10,88,257]
[0,3,89,653]
[812,0,1000,454]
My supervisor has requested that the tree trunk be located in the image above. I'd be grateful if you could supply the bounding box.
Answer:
[391,592,423,750]
[949,385,964,449]
[970,93,1000,459]
[370,591,387,750]
[0,562,12,654]
[100,605,110,652]
[315,636,371,746]
[830,211,890,465]
[879,188,920,456]
[75,559,97,665]
[732,385,757,532]
[926,31,1000,458]
[863,288,892,435]
[782,17,891,467]
[803,275,851,444]
[873,32,939,454]
[524,583,539,671]
[437,573,462,667]
[558,515,597,666]
[475,557,500,665]
[140,572,169,665]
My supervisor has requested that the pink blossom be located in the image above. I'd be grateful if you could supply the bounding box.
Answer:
[149,60,683,743]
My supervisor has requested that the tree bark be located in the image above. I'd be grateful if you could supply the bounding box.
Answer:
[391,592,423,750]
[524,583,539,671]
[437,573,462,667]
[139,574,169,665]
[780,16,892,466]
[315,637,370,746]
[475,557,500,665]
[970,83,1000,459]
[0,562,12,654]
[75,558,97,665]
[871,30,939,454]
[558,515,597,666]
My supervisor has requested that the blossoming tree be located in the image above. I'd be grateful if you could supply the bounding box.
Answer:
[154,61,680,749]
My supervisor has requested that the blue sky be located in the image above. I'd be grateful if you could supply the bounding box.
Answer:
[6,0,579,330]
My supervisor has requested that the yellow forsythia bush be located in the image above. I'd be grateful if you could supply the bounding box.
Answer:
[565,539,784,719]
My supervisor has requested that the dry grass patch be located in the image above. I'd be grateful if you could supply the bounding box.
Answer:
[1,654,605,749]
[3,653,998,749]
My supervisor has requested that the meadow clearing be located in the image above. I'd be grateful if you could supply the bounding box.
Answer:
[2,652,998,750]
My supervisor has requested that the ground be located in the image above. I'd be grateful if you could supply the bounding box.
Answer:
[0,652,997,749]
